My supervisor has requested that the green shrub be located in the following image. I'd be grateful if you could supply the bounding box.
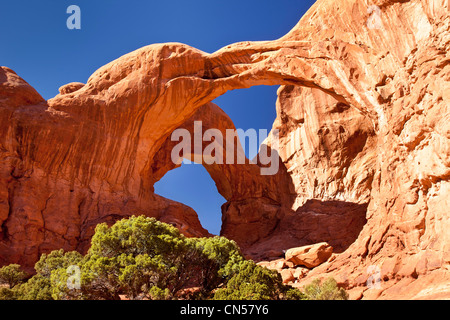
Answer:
[50,216,246,300]
[35,249,84,278]
[0,287,17,300]
[14,275,53,300]
[303,278,349,300]
[0,264,28,289]
[213,260,306,300]
[0,215,348,301]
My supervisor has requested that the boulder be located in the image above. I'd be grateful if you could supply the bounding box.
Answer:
[58,82,84,95]
[280,269,295,284]
[257,258,286,271]
[285,243,334,268]
[293,267,309,280]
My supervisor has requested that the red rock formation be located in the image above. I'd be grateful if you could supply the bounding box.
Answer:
[0,66,211,268]
[273,0,450,300]
[286,242,334,269]
[0,0,448,299]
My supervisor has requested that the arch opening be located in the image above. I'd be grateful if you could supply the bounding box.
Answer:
[151,81,372,259]
[153,85,281,236]
[154,163,226,236]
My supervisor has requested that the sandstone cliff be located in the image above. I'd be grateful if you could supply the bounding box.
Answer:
[0,0,449,299]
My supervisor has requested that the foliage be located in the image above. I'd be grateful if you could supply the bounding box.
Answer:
[190,236,245,292]
[0,287,17,300]
[49,216,240,300]
[303,278,349,300]
[14,275,53,300]
[0,215,348,301]
[35,249,84,278]
[213,260,306,300]
[0,264,28,289]
[148,286,170,300]
[89,216,186,258]
[16,249,84,300]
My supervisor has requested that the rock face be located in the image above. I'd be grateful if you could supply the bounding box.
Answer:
[0,0,449,299]
[0,66,212,267]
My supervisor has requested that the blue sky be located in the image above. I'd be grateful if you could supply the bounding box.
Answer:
[1,0,316,235]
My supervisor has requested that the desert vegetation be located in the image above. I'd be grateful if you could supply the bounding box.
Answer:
[0,216,347,300]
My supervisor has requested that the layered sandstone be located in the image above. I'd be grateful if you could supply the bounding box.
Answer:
[0,0,449,299]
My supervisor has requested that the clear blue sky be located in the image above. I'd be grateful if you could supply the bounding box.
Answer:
[1,0,316,235]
